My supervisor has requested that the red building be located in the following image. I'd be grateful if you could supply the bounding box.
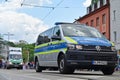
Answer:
[76,0,110,40]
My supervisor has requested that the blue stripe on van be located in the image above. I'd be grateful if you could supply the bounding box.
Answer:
[34,42,67,53]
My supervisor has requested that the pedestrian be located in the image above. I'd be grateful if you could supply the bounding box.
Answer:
[23,62,26,70]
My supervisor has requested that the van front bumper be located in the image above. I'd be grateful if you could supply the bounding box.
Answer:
[65,50,118,69]
[7,64,23,68]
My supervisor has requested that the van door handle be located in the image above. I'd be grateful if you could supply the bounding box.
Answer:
[48,43,52,45]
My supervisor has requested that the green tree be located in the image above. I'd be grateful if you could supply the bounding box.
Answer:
[15,43,35,63]
[7,41,16,47]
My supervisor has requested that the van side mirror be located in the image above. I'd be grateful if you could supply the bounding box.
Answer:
[51,35,61,40]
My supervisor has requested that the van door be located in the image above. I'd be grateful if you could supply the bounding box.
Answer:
[46,27,62,66]
[38,28,53,66]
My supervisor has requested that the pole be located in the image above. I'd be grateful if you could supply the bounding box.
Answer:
[27,50,29,62]
[3,32,14,41]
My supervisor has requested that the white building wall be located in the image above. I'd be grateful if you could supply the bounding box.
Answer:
[0,44,8,59]
[110,0,120,50]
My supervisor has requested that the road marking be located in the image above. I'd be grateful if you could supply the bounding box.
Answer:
[58,78,87,80]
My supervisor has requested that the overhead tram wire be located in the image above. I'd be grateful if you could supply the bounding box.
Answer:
[4,0,10,2]
[20,3,75,9]
[21,3,54,9]
[21,0,25,6]
[21,0,64,20]
[42,0,64,20]
[21,0,81,20]
[21,1,79,9]
[6,0,79,9]
[21,0,54,9]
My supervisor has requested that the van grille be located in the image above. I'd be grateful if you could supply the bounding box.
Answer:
[13,63,20,65]
[84,55,116,61]
[68,53,117,61]
[83,45,112,52]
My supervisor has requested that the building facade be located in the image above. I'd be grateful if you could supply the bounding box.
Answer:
[110,0,120,51]
[76,0,110,40]
[0,39,8,59]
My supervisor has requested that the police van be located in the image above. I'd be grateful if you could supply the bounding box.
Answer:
[34,22,118,75]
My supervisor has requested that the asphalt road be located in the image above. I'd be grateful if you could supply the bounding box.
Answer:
[0,69,120,80]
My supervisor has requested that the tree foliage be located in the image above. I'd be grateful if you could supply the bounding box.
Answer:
[7,41,16,47]
[15,43,35,62]
[0,55,4,59]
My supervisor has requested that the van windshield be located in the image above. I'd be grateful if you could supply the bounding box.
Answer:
[61,24,105,38]
[9,54,22,60]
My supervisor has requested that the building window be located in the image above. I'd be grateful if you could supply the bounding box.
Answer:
[100,0,103,7]
[91,20,94,27]
[97,0,100,8]
[89,6,92,13]
[94,3,97,10]
[114,31,117,43]
[96,17,100,26]
[92,4,94,11]
[102,32,106,36]
[102,14,106,24]
[113,10,116,21]
[86,22,89,25]
[103,0,107,5]
[87,7,89,14]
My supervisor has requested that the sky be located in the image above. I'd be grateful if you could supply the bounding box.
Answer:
[0,0,92,43]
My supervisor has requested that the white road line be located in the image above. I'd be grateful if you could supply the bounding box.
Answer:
[57,78,87,80]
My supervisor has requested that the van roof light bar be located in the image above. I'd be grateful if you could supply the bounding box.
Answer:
[55,22,86,25]
[55,22,71,25]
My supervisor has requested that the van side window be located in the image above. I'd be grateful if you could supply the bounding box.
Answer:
[43,31,49,43]
[37,34,44,45]
[52,27,61,41]
[53,27,61,37]
[36,28,54,45]
[44,36,49,43]
[44,28,53,43]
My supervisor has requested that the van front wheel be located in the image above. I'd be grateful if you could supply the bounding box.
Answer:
[58,55,75,74]
[101,67,115,75]
[35,61,42,72]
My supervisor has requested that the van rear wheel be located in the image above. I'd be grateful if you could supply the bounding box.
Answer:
[35,60,42,72]
[58,55,75,74]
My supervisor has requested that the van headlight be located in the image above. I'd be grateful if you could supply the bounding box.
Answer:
[67,44,83,50]
[20,62,23,65]
[9,62,12,64]
[76,45,83,50]
[67,44,75,50]
[111,46,116,51]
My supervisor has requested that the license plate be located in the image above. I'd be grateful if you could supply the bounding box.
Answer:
[92,61,107,65]
[14,65,18,67]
